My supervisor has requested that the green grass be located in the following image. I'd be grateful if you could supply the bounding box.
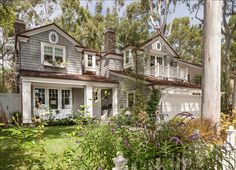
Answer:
[0,125,76,170]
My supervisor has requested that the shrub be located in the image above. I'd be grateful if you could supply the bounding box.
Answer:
[11,111,22,124]
[45,118,77,126]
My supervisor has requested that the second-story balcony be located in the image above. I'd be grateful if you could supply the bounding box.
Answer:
[144,63,188,82]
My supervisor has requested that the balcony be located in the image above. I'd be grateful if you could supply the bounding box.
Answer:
[144,63,188,81]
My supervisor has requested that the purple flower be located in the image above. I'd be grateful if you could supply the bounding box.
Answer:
[124,138,130,147]
[170,136,183,145]
[155,143,160,147]
[111,128,115,133]
[189,133,200,140]
[98,166,102,170]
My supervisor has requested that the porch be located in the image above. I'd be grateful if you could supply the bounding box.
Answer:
[21,76,118,124]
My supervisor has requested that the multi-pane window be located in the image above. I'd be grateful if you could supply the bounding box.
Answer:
[150,56,155,67]
[35,88,45,108]
[156,57,163,65]
[49,89,58,109]
[42,42,65,66]
[128,92,134,108]
[44,46,53,63]
[93,91,98,102]
[125,51,129,64]
[61,90,70,109]
[55,48,63,65]
[88,55,93,67]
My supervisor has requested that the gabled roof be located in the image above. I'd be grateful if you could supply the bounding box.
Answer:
[178,60,202,69]
[122,34,180,58]
[18,23,84,47]
[110,70,201,89]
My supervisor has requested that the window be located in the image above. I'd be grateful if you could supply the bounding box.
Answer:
[42,42,65,66]
[150,56,155,67]
[34,88,45,108]
[156,41,162,51]
[44,46,53,64]
[125,51,129,64]
[127,92,134,108]
[61,90,70,109]
[88,55,93,67]
[188,74,191,82]
[49,89,58,109]
[49,31,58,44]
[156,57,163,65]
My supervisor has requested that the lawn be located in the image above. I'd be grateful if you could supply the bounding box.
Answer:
[0,125,76,170]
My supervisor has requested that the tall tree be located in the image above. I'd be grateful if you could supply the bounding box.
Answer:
[168,17,202,63]
[202,1,222,125]
[148,0,177,36]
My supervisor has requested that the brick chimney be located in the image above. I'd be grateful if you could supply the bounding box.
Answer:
[14,20,26,35]
[104,29,116,53]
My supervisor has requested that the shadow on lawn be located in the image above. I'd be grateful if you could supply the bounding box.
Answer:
[43,125,75,139]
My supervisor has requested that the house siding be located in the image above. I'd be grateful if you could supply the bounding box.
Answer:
[108,73,152,110]
[177,62,202,81]
[20,29,82,74]
[101,56,123,77]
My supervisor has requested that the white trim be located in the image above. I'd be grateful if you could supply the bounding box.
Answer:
[21,24,81,46]
[21,76,118,88]
[41,42,66,67]
[18,36,29,42]
[141,36,177,57]
[84,53,96,72]
[49,31,58,44]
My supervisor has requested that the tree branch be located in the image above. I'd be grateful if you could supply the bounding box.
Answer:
[195,4,203,23]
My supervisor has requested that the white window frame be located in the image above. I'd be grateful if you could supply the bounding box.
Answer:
[156,40,162,51]
[84,53,96,71]
[49,31,58,44]
[33,87,72,110]
[41,42,66,67]
[156,56,163,65]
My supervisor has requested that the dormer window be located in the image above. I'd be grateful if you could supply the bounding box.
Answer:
[41,42,66,67]
[88,55,93,67]
[125,51,130,64]
[49,31,58,44]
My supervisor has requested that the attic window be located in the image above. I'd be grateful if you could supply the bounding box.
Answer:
[49,31,58,44]
[156,41,162,51]
[125,51,129,64]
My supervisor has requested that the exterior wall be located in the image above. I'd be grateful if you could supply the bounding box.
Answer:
[72,88,84,112]
[177,62,202,81]
[101,56,123,77]
[20,29,83,74]
[109,73,152,111]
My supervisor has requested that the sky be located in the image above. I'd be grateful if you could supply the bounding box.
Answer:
[52,0,203,25]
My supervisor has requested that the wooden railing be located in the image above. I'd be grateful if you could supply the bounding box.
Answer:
[144,63,188,81]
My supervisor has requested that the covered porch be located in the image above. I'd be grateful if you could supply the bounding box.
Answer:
[20,74,118,124]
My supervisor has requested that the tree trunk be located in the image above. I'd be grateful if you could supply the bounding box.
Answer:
[201,1,222,125]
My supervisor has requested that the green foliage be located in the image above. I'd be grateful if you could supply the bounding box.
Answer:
[11,111,22,124]
[45,118,77,126]
[168,17,202,64]
[191,75,202,84]
[146,89,162,119]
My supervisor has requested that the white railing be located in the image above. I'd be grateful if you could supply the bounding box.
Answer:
[144,64,188,81]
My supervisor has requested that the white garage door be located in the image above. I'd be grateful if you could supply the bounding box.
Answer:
[160,94,201,120]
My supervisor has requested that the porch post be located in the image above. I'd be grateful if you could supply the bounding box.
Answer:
[22,81,32,124]
[84,85,93,117]
[112,87,118,116]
